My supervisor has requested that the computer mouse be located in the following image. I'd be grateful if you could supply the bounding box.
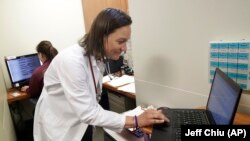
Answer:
[154,121,170,129]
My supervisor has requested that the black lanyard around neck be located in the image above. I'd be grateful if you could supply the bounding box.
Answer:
[88,55,98,95]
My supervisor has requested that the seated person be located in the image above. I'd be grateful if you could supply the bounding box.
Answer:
[21,40,58,98]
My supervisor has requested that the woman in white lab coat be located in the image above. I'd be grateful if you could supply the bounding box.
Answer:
[33,8,169,141]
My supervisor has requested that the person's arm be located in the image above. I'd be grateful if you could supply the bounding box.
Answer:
[25,69,43,98]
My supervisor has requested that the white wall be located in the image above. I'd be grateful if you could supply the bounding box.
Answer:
[0,65,16,141]
[0,0,85,140]
[0,0,85,88]
[129,0,250,114]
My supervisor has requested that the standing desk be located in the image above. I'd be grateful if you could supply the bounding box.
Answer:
[102,78,250,140]
[104,108,250,141]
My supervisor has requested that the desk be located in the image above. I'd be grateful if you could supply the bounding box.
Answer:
[103,105,250,141]
[102,82,135,100]
[103,83,136,113]
[104,112,250,141]
[233,112,250,125]
[102,75,136,113]
[7,79,134,104]
[141,111,250,135]
[7,88,30,104]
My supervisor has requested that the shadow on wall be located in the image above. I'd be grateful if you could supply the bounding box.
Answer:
[145,55,172,85]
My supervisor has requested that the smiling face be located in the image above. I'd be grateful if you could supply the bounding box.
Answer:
[104,25,131,60]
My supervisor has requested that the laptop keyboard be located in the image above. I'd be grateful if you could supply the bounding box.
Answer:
[173,110,210,140]
[175,128,181,141]
[173,109,210,127]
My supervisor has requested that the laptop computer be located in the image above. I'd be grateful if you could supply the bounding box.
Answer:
[150,68,243,141]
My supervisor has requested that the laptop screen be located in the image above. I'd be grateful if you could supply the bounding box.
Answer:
[207,68,242,125]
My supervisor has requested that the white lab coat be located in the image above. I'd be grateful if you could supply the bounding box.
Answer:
[33,44,125,141]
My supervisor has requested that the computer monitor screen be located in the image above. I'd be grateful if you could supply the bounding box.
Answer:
[5,53,41,88]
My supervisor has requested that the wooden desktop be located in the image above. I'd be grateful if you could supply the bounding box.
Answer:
[7,74,135,105]
[7,88,30,104]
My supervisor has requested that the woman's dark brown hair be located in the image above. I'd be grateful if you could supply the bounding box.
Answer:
[36,40,58,61]
[79,8,132,60]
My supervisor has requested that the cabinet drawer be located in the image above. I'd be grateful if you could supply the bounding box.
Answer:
[108,92,125,105]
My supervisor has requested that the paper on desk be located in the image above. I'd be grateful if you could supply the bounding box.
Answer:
[12,92,21,97]
[107,75,134,87]
[102,75,119,83]
[118,82,136,94]
[103,75,111,83]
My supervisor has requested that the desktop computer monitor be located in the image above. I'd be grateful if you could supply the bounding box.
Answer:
[4,53,41,88]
